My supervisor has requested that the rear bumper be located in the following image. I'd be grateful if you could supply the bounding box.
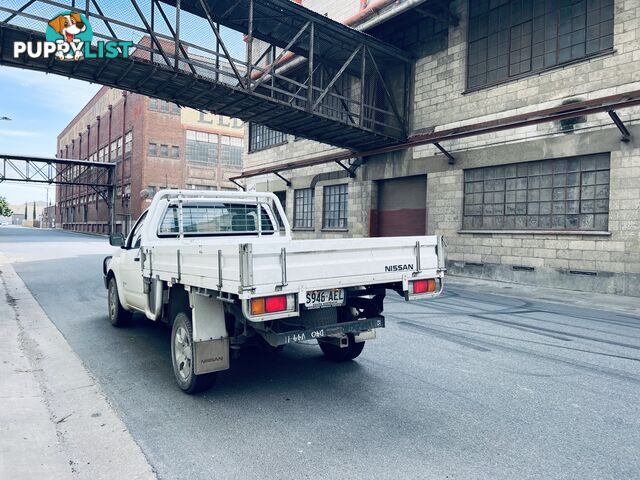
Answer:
[261,315,385,347]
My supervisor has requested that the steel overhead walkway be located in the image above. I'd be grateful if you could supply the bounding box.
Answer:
[0,0,413,150]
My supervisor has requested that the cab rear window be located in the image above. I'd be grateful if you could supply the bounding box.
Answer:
[158,203,275,237]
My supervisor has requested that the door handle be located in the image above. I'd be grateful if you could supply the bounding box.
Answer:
[134,257,140,262]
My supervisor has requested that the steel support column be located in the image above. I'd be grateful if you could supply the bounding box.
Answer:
[608,110,631,142]
[273,172,291,186]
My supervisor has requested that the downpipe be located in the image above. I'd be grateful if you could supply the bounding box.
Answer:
[144,277,163,321]
[355,0,430,31]
[250,0,420,81]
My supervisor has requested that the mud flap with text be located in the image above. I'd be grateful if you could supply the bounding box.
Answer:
[191,293,230,374]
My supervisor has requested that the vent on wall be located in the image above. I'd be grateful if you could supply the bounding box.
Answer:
[569,270,598,276]
[464,262,484,267]
[512,265,535,272]
[559,97,586,133]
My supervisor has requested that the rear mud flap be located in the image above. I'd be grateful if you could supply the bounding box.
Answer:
[194,337,230,375]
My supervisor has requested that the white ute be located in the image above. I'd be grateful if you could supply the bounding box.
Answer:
[103,190,446,393]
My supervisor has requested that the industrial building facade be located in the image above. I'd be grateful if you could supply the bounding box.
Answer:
[242,0,640,296]
[56,87,244,234]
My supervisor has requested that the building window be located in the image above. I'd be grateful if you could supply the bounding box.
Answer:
[462,153,610,231]
[323,184,348,230]
[467,0,614,90]
[186,130,218,164]
[148,143,157,156]
[265,45,275,66]
[172,103,180,114]
[110,137,122,161]
[171,146,180,158]
[124,131,133,155]
[160,100,169,113]
[149,98,158,110]
[198,112,213,124]
[294,188,314,229]
[248,123,287,152]
[220,136,243,167]
[160,144,169,157]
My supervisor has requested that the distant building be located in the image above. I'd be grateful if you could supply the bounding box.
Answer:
[42,205,56,229]
[11,213,25,225]
[56,87,244,235]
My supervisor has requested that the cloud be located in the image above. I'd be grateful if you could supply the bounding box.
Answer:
[0,129,38,137]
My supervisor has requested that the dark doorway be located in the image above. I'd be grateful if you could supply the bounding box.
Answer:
[372,175,427,237]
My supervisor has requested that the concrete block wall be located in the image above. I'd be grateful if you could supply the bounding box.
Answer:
[413,0,640,157]
[243,0,640,296]
[427,141,640,296]
[296,0,362,22]
[261,169,374,240]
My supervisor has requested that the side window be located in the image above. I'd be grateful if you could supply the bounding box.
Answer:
[126,212,147,249]
[133,232,143,249]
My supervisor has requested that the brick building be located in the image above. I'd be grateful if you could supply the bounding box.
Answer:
[56,87,244,234]
[242,0,640,296]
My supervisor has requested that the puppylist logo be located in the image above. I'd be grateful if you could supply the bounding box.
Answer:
[13,11,133,61]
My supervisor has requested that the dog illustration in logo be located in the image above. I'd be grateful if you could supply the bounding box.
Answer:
[48,13,86,61]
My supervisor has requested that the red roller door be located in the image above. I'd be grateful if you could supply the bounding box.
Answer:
[371,175,427,237]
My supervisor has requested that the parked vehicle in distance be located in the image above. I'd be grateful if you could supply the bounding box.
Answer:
[103,190,446,393]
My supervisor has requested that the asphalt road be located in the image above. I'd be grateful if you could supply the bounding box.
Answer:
[2,226,640,480]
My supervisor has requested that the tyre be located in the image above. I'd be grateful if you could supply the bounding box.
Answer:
[318,334,365,362]
[108,277,132,327]
[171,311,217,394]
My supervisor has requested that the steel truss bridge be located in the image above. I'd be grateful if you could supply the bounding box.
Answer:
[0,154,117,229]
[0,0,418,150]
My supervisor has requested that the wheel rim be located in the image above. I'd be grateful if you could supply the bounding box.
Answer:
[174,325,192,381]
[108,282,117,319]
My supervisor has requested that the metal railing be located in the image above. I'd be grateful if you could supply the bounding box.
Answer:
[0,0,411,144]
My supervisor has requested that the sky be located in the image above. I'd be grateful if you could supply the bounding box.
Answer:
[0,66,101,205]
[0,1,246,206]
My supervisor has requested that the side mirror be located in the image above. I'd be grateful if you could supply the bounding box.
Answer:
[109,232,125,247]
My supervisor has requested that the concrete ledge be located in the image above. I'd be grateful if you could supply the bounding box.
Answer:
[457,230,612,236]
[445,274,640,317]
[448,260,640,298]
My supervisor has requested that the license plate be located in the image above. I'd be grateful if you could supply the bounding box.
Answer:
[305,288,345,309]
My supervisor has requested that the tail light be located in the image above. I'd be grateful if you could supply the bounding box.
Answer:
[250,294,296,315]
[265,295,287,312]
[411,279,437,294]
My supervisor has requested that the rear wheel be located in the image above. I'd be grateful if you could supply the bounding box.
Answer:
[171,311,217,394]
[108,277,131,327]
[318,334,365,362]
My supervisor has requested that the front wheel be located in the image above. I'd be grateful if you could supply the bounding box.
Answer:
[171,312,217,394]
[318,334,365,362]
[108,277,131,327]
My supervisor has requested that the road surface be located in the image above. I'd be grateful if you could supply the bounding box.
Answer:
[2,226,639,480]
